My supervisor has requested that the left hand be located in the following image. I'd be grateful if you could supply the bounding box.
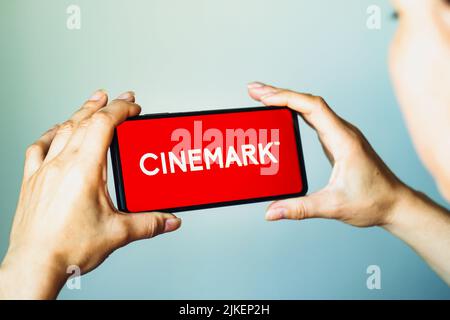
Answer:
[0,90,182,299]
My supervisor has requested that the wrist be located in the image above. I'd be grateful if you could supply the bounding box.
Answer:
[382,185,441,234]
[0,246,68,299]
[382,185,415,229]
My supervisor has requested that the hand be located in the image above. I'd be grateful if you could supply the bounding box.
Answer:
[248,82,409,227]
[0,90,181,299]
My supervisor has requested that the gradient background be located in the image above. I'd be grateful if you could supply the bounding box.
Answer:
[0,0,449,299]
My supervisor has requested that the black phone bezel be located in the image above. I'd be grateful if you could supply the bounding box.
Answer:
[110,106,308,213]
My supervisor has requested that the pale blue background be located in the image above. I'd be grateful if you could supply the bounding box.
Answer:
[0,0,449,299]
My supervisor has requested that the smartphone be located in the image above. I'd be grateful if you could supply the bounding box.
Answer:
[110,106,308,213]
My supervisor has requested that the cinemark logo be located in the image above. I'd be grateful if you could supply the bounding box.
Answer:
[139,141,280,176]
[139,120,281,176]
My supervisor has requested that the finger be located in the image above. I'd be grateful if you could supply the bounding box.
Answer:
[265,189,336,221]
[248,82,352,159]
[44,90,108,162]
[24,126,59,178]
[112,212,182,246]
[248,82,343,133]
[64,91,136,153]
[247,81,280,101]
[115,91,135,103]
[70,89,109,123]
[79,95,141,163]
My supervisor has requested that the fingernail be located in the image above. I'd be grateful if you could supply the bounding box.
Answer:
[164,218,181,232]
[247,81,265,89]
[116,91,135,101]
[89,90,106,101]
[265,207,286,221]
[260,91,277,100]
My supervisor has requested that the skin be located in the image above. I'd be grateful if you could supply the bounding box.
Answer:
[247,83,450,285]
[0,91,181,299]
[389,0,450,201]
[244,0,450,285]
[1,0,450,299]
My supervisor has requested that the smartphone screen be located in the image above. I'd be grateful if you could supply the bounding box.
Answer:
[110,106,307,213]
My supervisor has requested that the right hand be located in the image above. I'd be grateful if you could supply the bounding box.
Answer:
[248,82,410,227]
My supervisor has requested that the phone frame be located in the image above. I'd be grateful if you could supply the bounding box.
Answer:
[110,106,308,213]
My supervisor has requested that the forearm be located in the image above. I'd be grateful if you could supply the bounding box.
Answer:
[384,187,450,285]
[0,248,67,299]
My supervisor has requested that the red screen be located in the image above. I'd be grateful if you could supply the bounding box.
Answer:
[115,108,305,212]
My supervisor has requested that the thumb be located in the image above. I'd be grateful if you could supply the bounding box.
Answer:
[265,190,333,221]
[116,212,182,244]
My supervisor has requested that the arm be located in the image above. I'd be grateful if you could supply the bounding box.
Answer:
[248,82,450,285]
[0,249,67,299]
[0,90,181,299]
[386,188,450,284]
